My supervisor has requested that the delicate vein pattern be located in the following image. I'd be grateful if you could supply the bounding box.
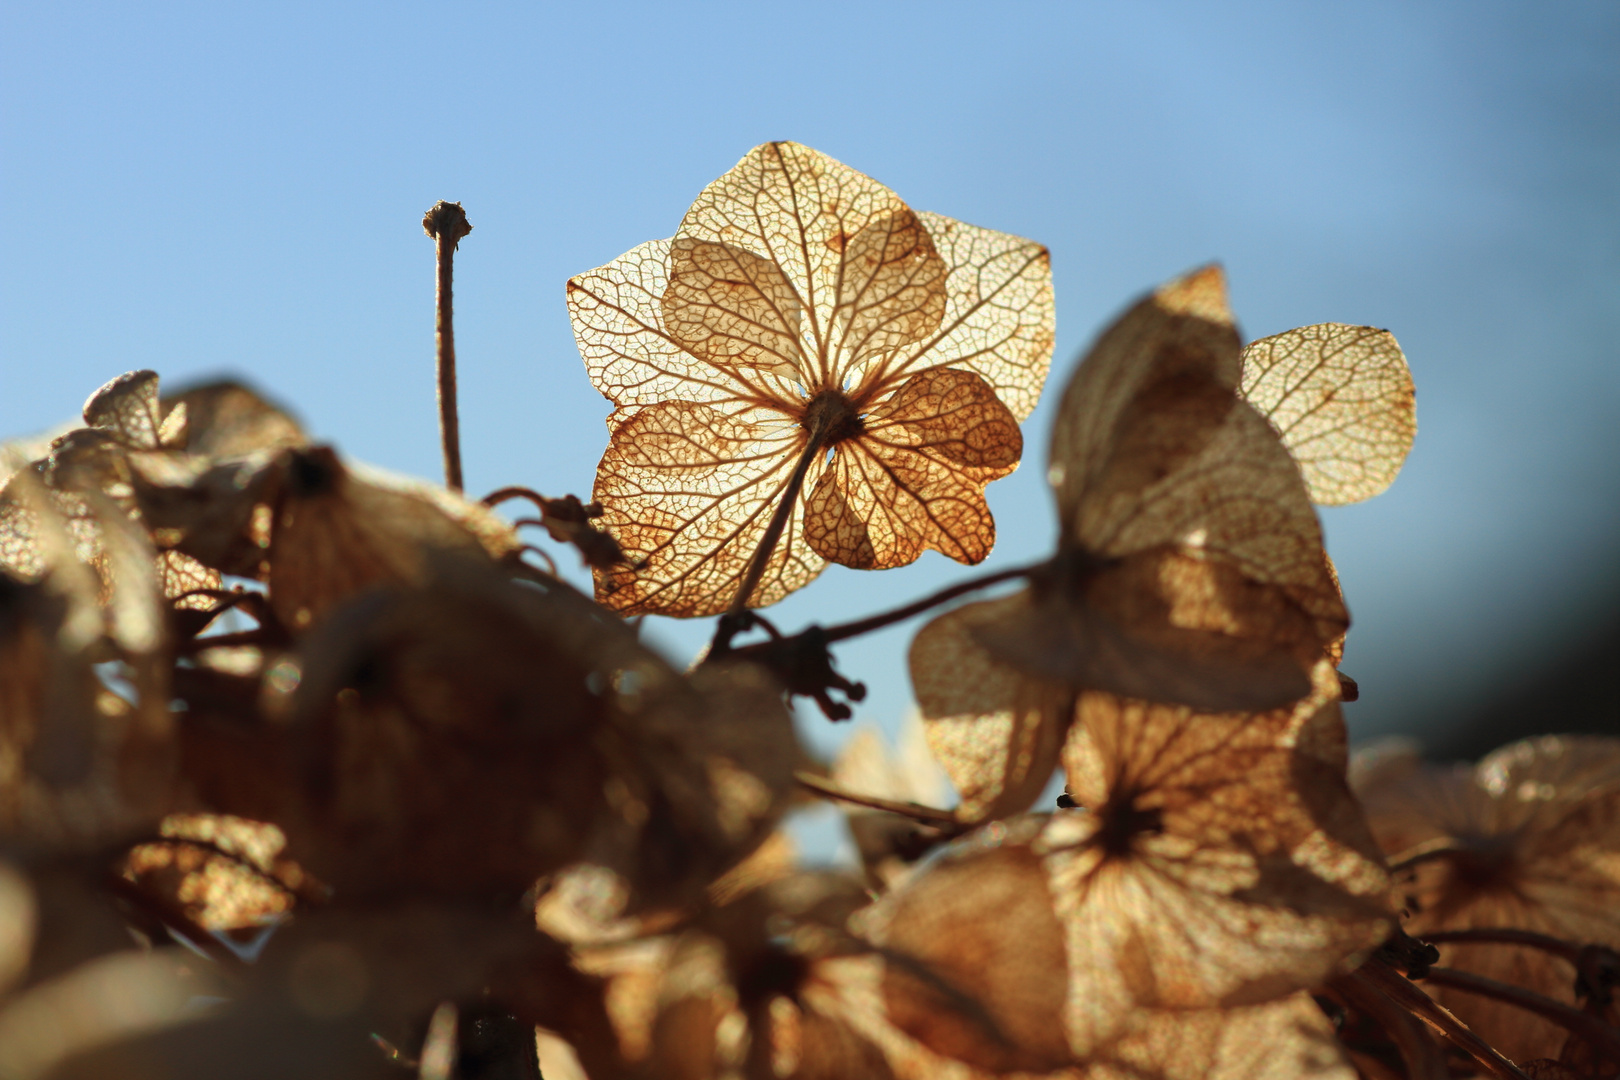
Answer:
[1240,324,1416,505]
[570,142,1054,616]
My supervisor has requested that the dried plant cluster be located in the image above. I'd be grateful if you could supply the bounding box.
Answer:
[0,142,1613,1080]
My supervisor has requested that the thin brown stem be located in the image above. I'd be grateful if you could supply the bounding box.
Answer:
[1422,927,1585,966]
[1423,966,1620,1064]
[1387,836,1471,873]
[1328,971,1450,1080]
[423,201,472,492]
[795,771,959,827]
[726,426,833,618]
[1357,956,1531,1080]
[821,561,1042,643]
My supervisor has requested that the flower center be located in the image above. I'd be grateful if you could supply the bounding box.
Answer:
[799,389,864,447]
[1095,797,1164,859]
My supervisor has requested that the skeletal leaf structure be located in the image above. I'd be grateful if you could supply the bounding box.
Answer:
[570,141,1054,616]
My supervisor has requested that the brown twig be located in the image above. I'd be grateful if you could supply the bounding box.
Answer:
[1357,956,1532,1080]
[821,561,1040,643]
[1329,971,1450,1080]
[1421,927,1586,967]
[795,771,959,827]
[726,425,834,620]
[1422,966,1620,1065]
[423,201,472,492]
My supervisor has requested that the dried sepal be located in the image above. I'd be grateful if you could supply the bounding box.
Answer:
[1239,324,1416,506]
[908,594,1071,823]
[1043,663,1391,1054]
[181,565,796,905]
[1353,735,1620,1063]
[573,142,1053,616]
[0,478,173,848]
[966,266,1346,713]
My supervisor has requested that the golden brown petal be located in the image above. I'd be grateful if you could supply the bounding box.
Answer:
[159,380,307,458]
[570,239,773,423]
[592,400,820,616]
[1044,665,1392,1054]
[663,237,807,381]
[267,447,521,631]
[876,841,1078,1074]
[677,142,909,389]
[804,368,1021,570]
[1082,994,1356,1080]
[975,266,1344,712]
[1240,324,1416,506]
[830,209,948,373]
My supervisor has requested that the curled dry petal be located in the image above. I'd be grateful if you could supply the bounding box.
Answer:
[970,265,1346,713]
[1353,735,1620,1064]
[1239,324,1416,506]
[572,142,1053,615]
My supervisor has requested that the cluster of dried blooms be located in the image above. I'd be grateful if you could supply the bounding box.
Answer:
[1,142,1615,1080]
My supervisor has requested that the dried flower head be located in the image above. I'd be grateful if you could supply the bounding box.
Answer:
[1354,736,1620,1063]
[570,141,1054,616]
[881,660,1390,1060]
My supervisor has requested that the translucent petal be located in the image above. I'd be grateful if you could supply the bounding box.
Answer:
[1240,324,1416,506]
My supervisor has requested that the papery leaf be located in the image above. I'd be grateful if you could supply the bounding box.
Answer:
[1240,324,1416,506]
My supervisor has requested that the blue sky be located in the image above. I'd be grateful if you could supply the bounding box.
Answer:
[4,2,1617,761]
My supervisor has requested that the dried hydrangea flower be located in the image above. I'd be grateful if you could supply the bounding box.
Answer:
[879,661,1390,1060]
[570,141,1054,616]
[966,265,1346,713]
[910,274,1418,823]
[1353,735,1620,1064]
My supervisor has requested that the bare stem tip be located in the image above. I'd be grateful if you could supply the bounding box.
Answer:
[422,201,473,248]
